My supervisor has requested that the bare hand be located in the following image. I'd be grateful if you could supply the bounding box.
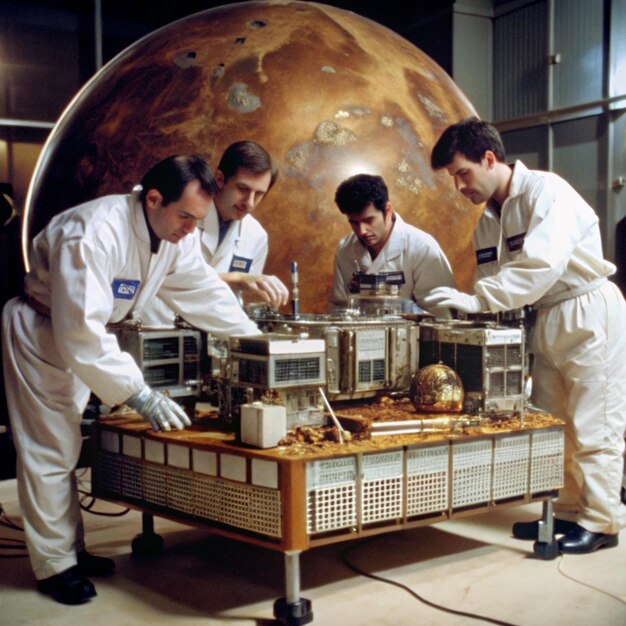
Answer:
[223,272,290,309]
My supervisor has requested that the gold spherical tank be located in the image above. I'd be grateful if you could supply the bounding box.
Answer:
[23,0,481,312]
[411,363,464,413]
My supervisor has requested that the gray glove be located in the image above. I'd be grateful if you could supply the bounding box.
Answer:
[125,385,191,432]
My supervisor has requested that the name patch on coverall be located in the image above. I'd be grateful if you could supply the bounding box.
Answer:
[506,233,525,252]
[229,255,252,272]
[476,247,497,265]
[112,279,141,300]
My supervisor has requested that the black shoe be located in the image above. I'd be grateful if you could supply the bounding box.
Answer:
[77,550,116,577]
[37,566,97,605]
[558,525,619,554]
[512,517,578,540]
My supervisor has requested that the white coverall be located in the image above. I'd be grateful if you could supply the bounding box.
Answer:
[329,213,455,313]
[141,201,268,326]
[472,160,626,534]
[1,190,259,580]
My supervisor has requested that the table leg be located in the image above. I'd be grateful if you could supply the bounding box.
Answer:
[273,550,313,625]
[533,498,559,560]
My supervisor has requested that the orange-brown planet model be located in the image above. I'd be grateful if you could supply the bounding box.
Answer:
[24,0,481,313]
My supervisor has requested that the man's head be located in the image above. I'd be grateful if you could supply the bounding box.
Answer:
[214,141,278,222]
[431,117,506,169]
[140,155,217,242]
[431,118,508,205]
[335,174,393,255]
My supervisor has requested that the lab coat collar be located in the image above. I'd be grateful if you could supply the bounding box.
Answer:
[377,212,407,263]
[485,160,528,219]
[199,201,220,255]
[506,160,530,200]
[200,201,243,261]
[130,186,151,245]
[356,212,406,271]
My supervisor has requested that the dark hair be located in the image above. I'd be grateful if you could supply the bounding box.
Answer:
[334,174,389,214]
[431,117,506,169]
[217,141,279,189]
[139,155,217,206]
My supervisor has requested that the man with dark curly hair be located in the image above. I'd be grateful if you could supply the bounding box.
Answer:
[330,173,455,314]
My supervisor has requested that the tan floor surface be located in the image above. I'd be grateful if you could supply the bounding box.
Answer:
[0,475,625,626]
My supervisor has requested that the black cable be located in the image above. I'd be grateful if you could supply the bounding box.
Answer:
[557,555,626,606]
[75,468,131,517]
[340,536,520,626]
[79,492,131,517]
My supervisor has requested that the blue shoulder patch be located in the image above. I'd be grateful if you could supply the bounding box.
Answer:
[112,278,141,300]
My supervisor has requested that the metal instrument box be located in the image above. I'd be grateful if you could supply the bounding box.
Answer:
[110,326,202,400]
[419,320,525,414]
[229,334,326,389]
[229,334,327,429]
[250,314,419,400]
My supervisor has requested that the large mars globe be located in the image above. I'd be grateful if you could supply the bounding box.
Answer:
[24,0,480,313]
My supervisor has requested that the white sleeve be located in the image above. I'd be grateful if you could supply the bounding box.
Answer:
[159,237,260,337]
[410,237,456,309]
[474,180,596,311]
[50,238,145,407]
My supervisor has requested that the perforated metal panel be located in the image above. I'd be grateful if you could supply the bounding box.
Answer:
[307,484,357,534]
[218,480,282,537]
[92,423,564,546]
[406,444,449,517]
[95,450,122,495]
[93,440,283,538]
[274,358,322,383]
[452,439,492,508]
[493,433,530,500]
[530,428,564,494]
[306,456,357,533]
[143,464,168,507]
[164,469,196,516]
[361,451,403,524]
[121,457,142,500]
[193,474,221,520]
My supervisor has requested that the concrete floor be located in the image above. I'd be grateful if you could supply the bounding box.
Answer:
[1,474,625,626]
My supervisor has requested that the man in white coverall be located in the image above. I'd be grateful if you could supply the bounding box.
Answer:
[2,155,260,604]
[329,173,456,314]
[427,117,626,554]
[142,141,288,326]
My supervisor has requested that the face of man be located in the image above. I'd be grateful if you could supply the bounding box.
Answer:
[214,167,272,222]
[145,179,212,243]
[446,151,498,205]
[347,202,393,256]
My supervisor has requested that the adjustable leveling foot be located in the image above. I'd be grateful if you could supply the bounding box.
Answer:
[273,597,313,625]
[532,499,559,560]
[131,512,164,557]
